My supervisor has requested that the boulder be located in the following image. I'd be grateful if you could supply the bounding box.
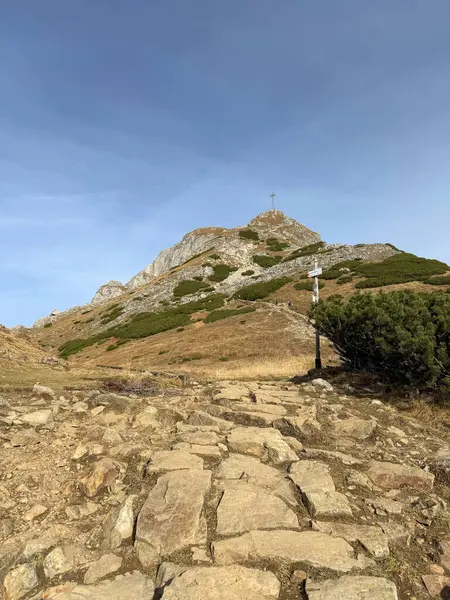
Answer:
[20,409,53,427]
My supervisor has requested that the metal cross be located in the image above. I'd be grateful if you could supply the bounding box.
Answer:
[269,192,276,211]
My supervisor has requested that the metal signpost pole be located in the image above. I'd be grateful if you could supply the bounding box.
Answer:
[308,258,322,370]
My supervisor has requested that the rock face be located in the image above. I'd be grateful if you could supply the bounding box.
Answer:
[91,281,126,305]
[135,469,211,566]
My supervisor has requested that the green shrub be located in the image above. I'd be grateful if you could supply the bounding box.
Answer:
[282,241,330,262]
[294,280,325,291]
[204,307,256,323]
[322,270,342,280]
[85,317,95,323]
[176,327,185,332]
[73,320,81,324]
[101,305,125,324]
[209,253,221,260]
[219,356,230,362]
[209,264,237,282]
[239,229,259,241]
[252,255,282,268]
[43,323,53,328]
[59,294,226,359]
[132,296,143,302]
[310,290,450,390]
[424,275,450,286]
[193,276,203,281]
[266,238,290,251]
[242,269,255,276]
[233,277,293,301]
[337,275,353,284]
[81,309,91,315]
[354,253,448,289]
[158,349,169,355]
[173,279,211,298]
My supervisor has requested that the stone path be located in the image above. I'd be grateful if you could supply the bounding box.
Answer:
[0,379,449,599]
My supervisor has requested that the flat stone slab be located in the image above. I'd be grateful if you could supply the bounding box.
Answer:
[306,575,398,600]
[289,460,335,493]
[212,530,371,572]
[172,443,222,458]
[160,565,280,600]
[304,490,353,518]
[304,448,364,466]
[135,469,211,565]
[367,460,434,491]
[231,403,287,416]
[177,431,221,445]
[47,572,154,599]
[216,454,297,506]
[227,427,299,464]
[216,483,298,535]
[187,411,234,431]
[146,451,203,473]
[314,522,389,558]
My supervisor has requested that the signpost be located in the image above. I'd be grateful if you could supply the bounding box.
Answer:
[308,258,322,370]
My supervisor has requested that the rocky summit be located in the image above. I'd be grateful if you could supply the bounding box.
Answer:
[0,375,449,599]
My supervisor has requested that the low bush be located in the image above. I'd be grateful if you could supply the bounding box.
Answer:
[209,264,237,282]
[173,279,211,298]
[424,275,450,286]
[81,309,91,315]
[43,323,52,328]
[209,253,221,260]
[310,290,450,390]
[239,229,259,241]
[282,241,330,262]
[337,275,353,284]
[233,277,293,301]
[242,269,255,276]
[101,305,125,324]
[266,238,290,251]
[193,276,204,282]
[294,281,325,291]
[252,255,282,268]
[85,317,95,323]
[354,253,448,289]
[59,294,226,359]
[204,306,256,323]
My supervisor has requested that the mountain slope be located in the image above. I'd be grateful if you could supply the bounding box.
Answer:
[28,210,449,376]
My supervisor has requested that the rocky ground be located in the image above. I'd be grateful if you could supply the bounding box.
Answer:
[1,377,450,599]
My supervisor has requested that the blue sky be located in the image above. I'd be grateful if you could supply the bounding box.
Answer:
[1,0,450,326]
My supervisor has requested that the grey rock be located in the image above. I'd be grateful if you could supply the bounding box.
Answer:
[47,571,154,600]
[3,564,38,600]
